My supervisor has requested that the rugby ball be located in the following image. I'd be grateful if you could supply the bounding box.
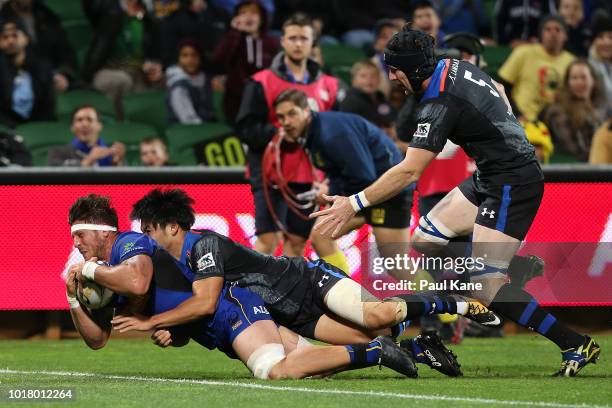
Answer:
[76,261,115,309]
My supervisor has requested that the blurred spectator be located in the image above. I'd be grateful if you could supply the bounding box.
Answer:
[209,0,274,18]
[558,0,591,57]
[47,105,125,166]
[0,18,55,128]
[139,136,170,166]
[166,39,215,124]
[441,31,485,65]
[0,130,31,166]
[540,59,606,162]
[433,0,491,36]
[521,119,554,163]
[212,0,278,124]
[82,0,164,119]
[160,0,229,67]
[151,0,180,18]
[0,0,79,92]
[236,12,344,257]
[371,19,400,98]
[495,0,556,47]
[498,15,575,120]
[589,119,612,164]
[589,15,612,113]
[332,0,409,48]
[411,1,446,47]
[340,59,397,138]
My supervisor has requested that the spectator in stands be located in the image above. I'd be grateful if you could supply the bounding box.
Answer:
[589,119,612,164]
[160,0,228,68]
[236,13,345,260]
[410,1,446,47]
[340,59,396,138]
[521,119,554,163]
[0,18,55,128]
[47,105,125,167]
[589,15,612,114]
[435,0,491,37]
[139,136,170,166]
[370,19,399,98]
[0,0,79,92]
[495,0,557,47]
[558,0,591,57]
[540,59,606,162]
[332,0,409,48]
[151,0,181,18]
[209,0,274,19]
[82,0,164,119]
[166,39,215,124]
[212,0,278,125]
[498,15,575,121]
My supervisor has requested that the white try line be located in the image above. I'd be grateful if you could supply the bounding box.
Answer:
[0,369,608,408]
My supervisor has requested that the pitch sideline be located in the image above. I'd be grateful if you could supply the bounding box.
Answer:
[0,369,608,408]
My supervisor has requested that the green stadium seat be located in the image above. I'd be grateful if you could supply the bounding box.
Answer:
[330,65,352,86]
[61,20,92,68]
[321,44,366,70]
[16,122,72,166]
[483,45,512,79]
[166,123,232,165]
[123,92,168,134]
[44,0,87,22]
[101,122,159,165]
[56,89,115,123]
[549,153,579,164]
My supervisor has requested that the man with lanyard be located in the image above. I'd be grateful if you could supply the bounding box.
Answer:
[236,12,347,271]
[65,194,420,380]
[311,27,600,377]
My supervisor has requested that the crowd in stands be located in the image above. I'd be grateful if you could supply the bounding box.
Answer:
[0,0,609,167]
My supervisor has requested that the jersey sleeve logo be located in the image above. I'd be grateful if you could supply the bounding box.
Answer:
[414,123,431,139]
[196,252,216,271]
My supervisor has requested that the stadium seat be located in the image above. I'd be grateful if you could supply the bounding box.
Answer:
[123,92,168,134]
[56,89,115,123]
[44,0,87,22]
[549,153,579,164]
[166,123,232,165]
[321,44,366,70]
[483,45,512,79]
[330,65,352,86]
[16,121,72,166]
[101,122,159,165]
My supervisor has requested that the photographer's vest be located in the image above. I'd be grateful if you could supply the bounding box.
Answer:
[252,69,339,183]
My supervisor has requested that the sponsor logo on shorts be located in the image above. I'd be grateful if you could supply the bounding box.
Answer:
[231,320,243,330]
[371,208,386,224]
[196,252,216,271]
[413,123,430,138]
[253,306,269,315]
[481,208,496,219]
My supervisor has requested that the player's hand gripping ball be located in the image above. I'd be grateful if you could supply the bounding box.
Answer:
[76,261,115,309]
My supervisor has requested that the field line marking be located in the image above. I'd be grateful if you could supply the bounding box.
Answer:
[0,368,608,408]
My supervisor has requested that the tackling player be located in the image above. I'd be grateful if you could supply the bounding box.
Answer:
[112,189,502,376]
[311,27,600,377]
[66,194,418,379]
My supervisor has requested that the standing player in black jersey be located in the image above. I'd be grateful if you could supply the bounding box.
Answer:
[311,27,600,377]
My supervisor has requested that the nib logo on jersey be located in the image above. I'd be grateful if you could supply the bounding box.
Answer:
[196,252,216,271]
[414,123,430,139]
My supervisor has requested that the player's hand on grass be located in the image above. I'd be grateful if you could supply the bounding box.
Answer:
[111,314,154,333]
[151,330,173,347]
[310,195,355,238]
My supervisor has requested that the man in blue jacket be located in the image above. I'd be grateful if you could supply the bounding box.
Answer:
[273,88,414,279]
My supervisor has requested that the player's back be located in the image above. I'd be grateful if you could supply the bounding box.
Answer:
[412,59,542,185]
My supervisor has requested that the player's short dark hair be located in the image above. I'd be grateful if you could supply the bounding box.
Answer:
[69,194,119,228]
[131,189,195,231]
[282,12,313,35]
[273,88,309,109]
[71,104,101,123]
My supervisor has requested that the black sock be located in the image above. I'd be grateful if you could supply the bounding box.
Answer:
[489,284,585,350]
[395,293,458,320]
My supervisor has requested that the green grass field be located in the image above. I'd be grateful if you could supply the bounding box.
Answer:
[0,335,609,408]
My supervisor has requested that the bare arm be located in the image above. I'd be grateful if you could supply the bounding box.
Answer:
[79,254,153,296]
[311,148,437,238]
[111,277,225,332]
